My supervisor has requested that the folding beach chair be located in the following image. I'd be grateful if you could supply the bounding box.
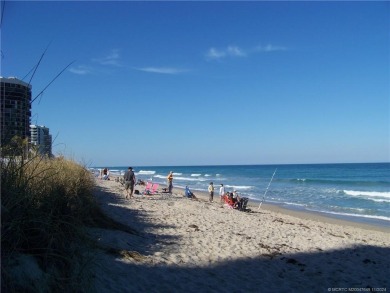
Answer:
[222,195,235,209]
[149,183,159,194]
[142,182,153,195]
[144,183,161,199]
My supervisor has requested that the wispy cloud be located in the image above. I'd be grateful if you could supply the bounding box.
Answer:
[255,44,287,52]
[68,65,92,75]
[206,44,287,60]
[134,67,188,75]
[206,45,246,60]
[69,49,123,75]
[92,49,122,67]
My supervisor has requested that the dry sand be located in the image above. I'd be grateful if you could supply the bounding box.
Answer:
[89,179,390,292]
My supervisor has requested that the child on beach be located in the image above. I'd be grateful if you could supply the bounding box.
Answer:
[208,182,214,202]
[219,184,225,203]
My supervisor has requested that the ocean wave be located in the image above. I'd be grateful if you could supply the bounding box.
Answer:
[225,185,254,190]
[342,190,390,199]
[176,176,209,182]
[308,209,390,222]
[282,202,307,208]
[283,178,390,187]
[154,175,208,182]
[191,174,202,177]
[369,198,390,203]
[138,170,156,175]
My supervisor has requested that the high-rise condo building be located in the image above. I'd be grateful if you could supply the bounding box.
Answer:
[30,125,52,157]
[0,77,32,145]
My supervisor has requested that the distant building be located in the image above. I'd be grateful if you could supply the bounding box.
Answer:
[30,125,52,157]
[0,77,32,145]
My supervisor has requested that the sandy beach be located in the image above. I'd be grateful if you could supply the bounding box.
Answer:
[89,178,390,292]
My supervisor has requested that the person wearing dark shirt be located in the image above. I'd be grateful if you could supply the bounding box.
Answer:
[123,167,135,199]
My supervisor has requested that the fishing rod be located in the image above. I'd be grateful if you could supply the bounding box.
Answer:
[26,42,52,86]
[258,168,277,210]
[31,60,75,104]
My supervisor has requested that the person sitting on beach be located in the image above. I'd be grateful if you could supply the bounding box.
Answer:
[136,179,146,186]
[185,186,197,200]
[229,192,239,208]
[233,190,241,203]
[102,168,110,180]
[222,193,236,208]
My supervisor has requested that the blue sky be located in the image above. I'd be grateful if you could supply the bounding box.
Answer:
[1,1,389,166]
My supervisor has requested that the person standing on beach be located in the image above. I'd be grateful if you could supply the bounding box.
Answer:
[208,182,214,202]
[219,184,225,203]
[167,171,173,194]
[124,167,136,199]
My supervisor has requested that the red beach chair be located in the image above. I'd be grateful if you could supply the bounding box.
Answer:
[223,195,235,208]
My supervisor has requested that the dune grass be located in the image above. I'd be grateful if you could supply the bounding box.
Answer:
[0,139,117,292]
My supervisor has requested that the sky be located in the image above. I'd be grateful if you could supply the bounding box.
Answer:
[1,1,389,166]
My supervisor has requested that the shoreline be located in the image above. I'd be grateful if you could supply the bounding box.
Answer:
[110,176,390,233]
[98,163,390,229]
[169,185,390,233]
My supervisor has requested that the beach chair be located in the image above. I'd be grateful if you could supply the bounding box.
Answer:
[149,183,159,194]
[143,182,153,195]
[144,183,161,199]
[222,195,235,209]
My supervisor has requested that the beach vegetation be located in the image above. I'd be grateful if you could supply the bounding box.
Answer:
[1,138,137,292]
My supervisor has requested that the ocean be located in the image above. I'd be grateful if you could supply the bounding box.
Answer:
[90,163,390,227]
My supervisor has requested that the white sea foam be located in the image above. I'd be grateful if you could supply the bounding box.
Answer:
[138,170,156,175]
[154,174,207,182]
[191,174,202,177]
[309,209,390,222]
[343,190,390,199]
[283,202,307,207]
[370,198,390,203]
[176,176,208,182]
[225,185,253,190]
